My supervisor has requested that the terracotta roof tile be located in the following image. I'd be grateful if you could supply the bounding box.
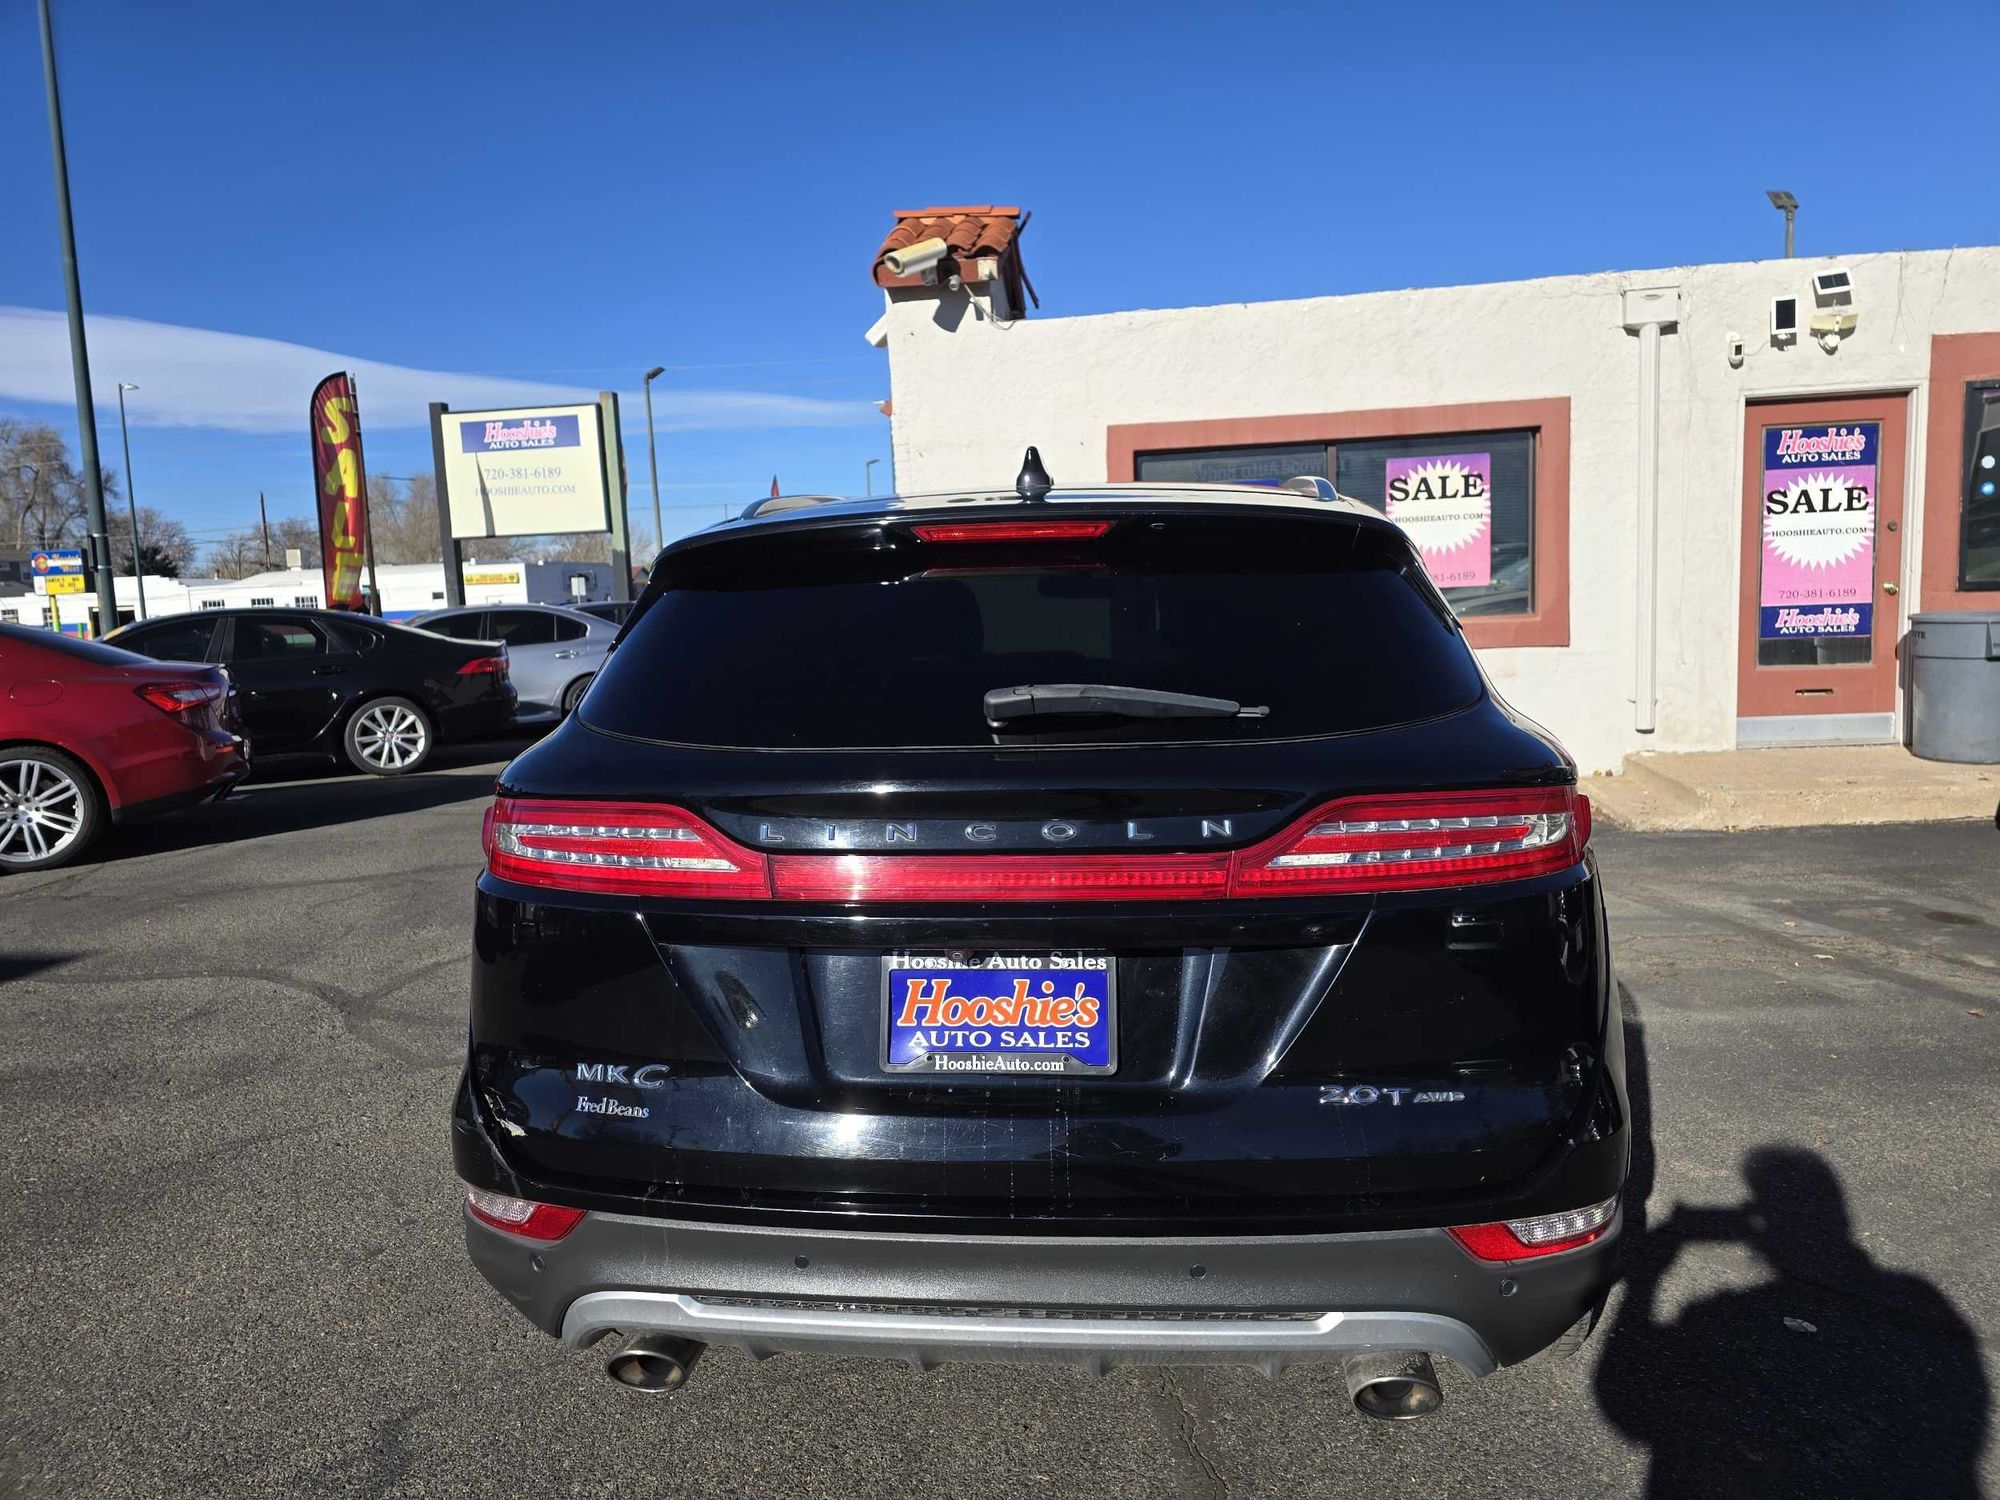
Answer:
[872,205,1025,289]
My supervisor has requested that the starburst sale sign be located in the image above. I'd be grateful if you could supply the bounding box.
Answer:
[1760,424,1877,639]
[1384,453,1492,588]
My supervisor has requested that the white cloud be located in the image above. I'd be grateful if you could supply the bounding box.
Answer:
[0,306,876,434]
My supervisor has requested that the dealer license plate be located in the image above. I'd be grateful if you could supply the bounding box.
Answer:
[881,952,1116,1076]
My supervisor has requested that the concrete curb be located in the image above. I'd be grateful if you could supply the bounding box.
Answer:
[1587,746,2000,833]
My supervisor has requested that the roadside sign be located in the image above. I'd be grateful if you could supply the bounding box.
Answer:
[44,573,86,596]
[29,548,84,576]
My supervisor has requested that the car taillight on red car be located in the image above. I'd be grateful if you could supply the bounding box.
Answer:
[134,681,224,719]
[482,787,1590,901]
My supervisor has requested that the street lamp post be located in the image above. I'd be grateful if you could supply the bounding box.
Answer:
[116,382,146,620]
[1766,190,1797,259]
[642,365,666,555]
[865,458,880,496]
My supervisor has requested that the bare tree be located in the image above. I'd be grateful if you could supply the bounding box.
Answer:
[107,505,196,578]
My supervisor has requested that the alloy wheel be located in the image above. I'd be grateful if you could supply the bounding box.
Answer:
[352,703,429,772]
[0,757,86,867]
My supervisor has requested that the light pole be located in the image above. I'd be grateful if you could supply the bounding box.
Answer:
[116,382,146,620]
[37,0,117,637]
[865,458,880,496]
[642,365,665,555]
[1766,189,1797,259]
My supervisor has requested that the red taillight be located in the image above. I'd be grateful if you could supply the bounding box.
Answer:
[457,654,507,677]
[135,681,223,718]
[769,851,1232,903]
[464,1187,586,1241]
[1446,1196,1619,1262]
[482,787,1587,902]
[483,796,771,898]
[1230,787,1589,895]
[911,520,1114,543]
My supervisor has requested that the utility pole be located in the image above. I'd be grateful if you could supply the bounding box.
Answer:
[37,0,117,636]
[116,382,146,620]
[259,492,272,569]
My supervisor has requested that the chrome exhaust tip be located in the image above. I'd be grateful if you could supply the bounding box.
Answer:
[605,1334,705,1394]
[1343,1351,1443,1420]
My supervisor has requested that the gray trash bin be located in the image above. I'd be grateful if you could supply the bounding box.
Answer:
[1907,611,2000,763]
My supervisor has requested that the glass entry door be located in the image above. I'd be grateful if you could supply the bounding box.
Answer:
[1737,394,1907,733]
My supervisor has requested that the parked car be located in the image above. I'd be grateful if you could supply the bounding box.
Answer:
[0,623,246,871]
[452,471,1626,1415]
[408,603,613,723]
[107,608,515,775]
[573,600,635,627]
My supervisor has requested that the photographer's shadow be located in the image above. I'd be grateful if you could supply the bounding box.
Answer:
[1596,1113,1989,1495]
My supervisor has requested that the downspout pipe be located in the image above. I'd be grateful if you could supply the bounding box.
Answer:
[1621,286,1683,735]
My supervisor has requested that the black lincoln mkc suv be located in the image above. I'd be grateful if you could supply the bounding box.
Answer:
[454,455,1628,1419]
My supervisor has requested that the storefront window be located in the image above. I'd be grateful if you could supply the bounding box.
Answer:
[1960,382,2000,591]
[1136,429,1536,617]
[1134,443,1329,487]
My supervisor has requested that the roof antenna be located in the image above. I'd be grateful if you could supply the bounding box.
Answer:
[1016,445,1053,503]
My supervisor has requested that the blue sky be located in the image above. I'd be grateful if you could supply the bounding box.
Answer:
[4,0,1997,555]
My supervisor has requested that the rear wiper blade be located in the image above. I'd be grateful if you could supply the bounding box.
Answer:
[984,683,1270,728]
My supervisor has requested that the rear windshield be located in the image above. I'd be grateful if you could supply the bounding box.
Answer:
[584,512,1484,749]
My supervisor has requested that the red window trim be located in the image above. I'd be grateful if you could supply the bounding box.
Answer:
[1105,398,1571,650]
[1920,333,2000,612]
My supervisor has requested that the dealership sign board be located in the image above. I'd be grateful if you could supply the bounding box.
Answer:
[310,372,373,611]
[437,404,611,539]
[29,548,84,595]
[1759,423,1877,639]
[1384,453,1492,588]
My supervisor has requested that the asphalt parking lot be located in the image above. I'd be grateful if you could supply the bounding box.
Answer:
[2,749,1995,1499]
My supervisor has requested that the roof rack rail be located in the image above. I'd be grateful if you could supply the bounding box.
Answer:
[740,493,845,520]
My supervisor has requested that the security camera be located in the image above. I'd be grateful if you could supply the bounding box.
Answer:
[881,236,949,280]
[1812,268,1854,306]
[1771,296,1799,346]
[1727,332,1745,368]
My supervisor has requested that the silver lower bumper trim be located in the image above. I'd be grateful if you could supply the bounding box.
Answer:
[560,1290,1498,1376]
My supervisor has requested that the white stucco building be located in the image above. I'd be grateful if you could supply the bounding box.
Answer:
[868,207,2000,772]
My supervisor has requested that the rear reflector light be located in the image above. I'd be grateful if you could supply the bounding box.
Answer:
[482,787,1588,901]
[457,655,507,677]
[911,520,1114,543]
[135,681,223,718]
[483,797,770,898]
[464,1188,586,1241]
[1447,1195,1619,1262]
[1230,788,1589,894]
[770,851,1232,903]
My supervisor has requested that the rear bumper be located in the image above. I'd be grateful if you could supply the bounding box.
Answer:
[463,1201,1621,1375]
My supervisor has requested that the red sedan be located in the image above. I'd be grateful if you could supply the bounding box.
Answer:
[0,623,248,872]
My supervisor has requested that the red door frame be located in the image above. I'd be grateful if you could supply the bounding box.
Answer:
[1737,394,1908,720]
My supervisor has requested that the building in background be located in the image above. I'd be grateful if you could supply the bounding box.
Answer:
[869,207,2000,772]
[0,559,616,631]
